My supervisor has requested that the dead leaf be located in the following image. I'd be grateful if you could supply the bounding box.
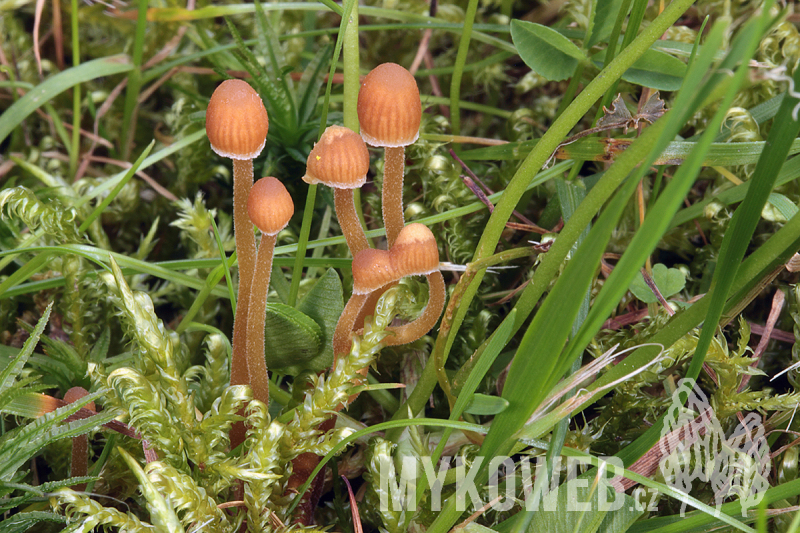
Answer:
[597,94,633,130]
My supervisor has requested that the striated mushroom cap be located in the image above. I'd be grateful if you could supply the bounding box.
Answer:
[357,63,421,148]
[351,224,440,295]
[352,249,396,295]
[206,79,269,160]
[391,223,440,277]
[247,177,294,236]
[303,125,369,189]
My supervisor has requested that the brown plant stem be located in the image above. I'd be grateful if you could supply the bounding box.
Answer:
[287,417,336,525]
[334,291,374,407]
[231,158,256,447]
[246,233,276,406]
[333,293,369,363]
[383,146,405,246]
[71,437,89,491]
[334,188,369,255]
[64,387,95,492]
[354,282,396,331]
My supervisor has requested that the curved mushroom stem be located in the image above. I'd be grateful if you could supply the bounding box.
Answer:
[380,271,445,346]
[382,146,405,247]
[354,281,396,331]
[334,188,369,255]
[333,292,369,364]
[245,233,276,406]
[231,159,257,389]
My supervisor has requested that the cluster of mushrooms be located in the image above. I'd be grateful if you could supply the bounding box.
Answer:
[204,63,446,421]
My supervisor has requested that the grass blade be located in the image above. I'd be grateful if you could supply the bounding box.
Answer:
[0,56,132,146]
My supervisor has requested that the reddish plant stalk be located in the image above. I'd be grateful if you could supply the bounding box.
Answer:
[245,233,277,406]
[334,188,369,255]
[230,159,256,449]
[382,146,406,247]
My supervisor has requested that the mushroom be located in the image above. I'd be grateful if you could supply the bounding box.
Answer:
[375,224,445,347]
[357,63,421,247]
[303,125,370,255]
[63,386,95,491]
[332,247,396,359]
[205,79,269,393]
[246,177,294,405]
[333,223,445,361]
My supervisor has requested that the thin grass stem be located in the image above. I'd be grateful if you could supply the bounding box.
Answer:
[450,0,479,137]
[69,0,80,177]
[120,0,149,160]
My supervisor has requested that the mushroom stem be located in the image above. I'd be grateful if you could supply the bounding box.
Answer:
[286,417,336,525]
[354,281,396,331]
[245,233,276,406]
[64,386,95,492]
[334,188,369,255]
[71,432,89,490]
[333,292,369,363]
[381,271,445,345]
[382,146,405,247]
[231,159,256,390]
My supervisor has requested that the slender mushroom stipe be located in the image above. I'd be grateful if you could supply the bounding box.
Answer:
[64,386,95,491]
[246,177,293,406]
[378,271,445,346]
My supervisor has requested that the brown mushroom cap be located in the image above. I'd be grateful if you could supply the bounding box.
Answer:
[351,224,439,295]
[302,125,369,189]
[64,386,95,411]
[357,63,421,148]
[352,249,396,295]
[247,177,294,236]
[206,79,269,160]
[391,223,440,276]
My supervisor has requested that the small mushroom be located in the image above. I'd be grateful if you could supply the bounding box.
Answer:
[63,386,95,491]
[332,248,396,359]
[246,177,294,405]
[206,79,269,393]
[377,224,445,347]
[333,224,445,361]
[357,63,421,247]
[303,125,370,255]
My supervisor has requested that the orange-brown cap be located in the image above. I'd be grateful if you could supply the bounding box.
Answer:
[391,223,439,276]
[357,63,421,148]
[64,386,96,411]
[206,79,269,160]
[247,177,294,236]
[352,249,397,295]
[303,125,369,189]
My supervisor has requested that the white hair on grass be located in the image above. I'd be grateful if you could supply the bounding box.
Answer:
[758,65,800,121]
[772,358,800,381]
[525,342,667,427]
[438,261,517,274]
